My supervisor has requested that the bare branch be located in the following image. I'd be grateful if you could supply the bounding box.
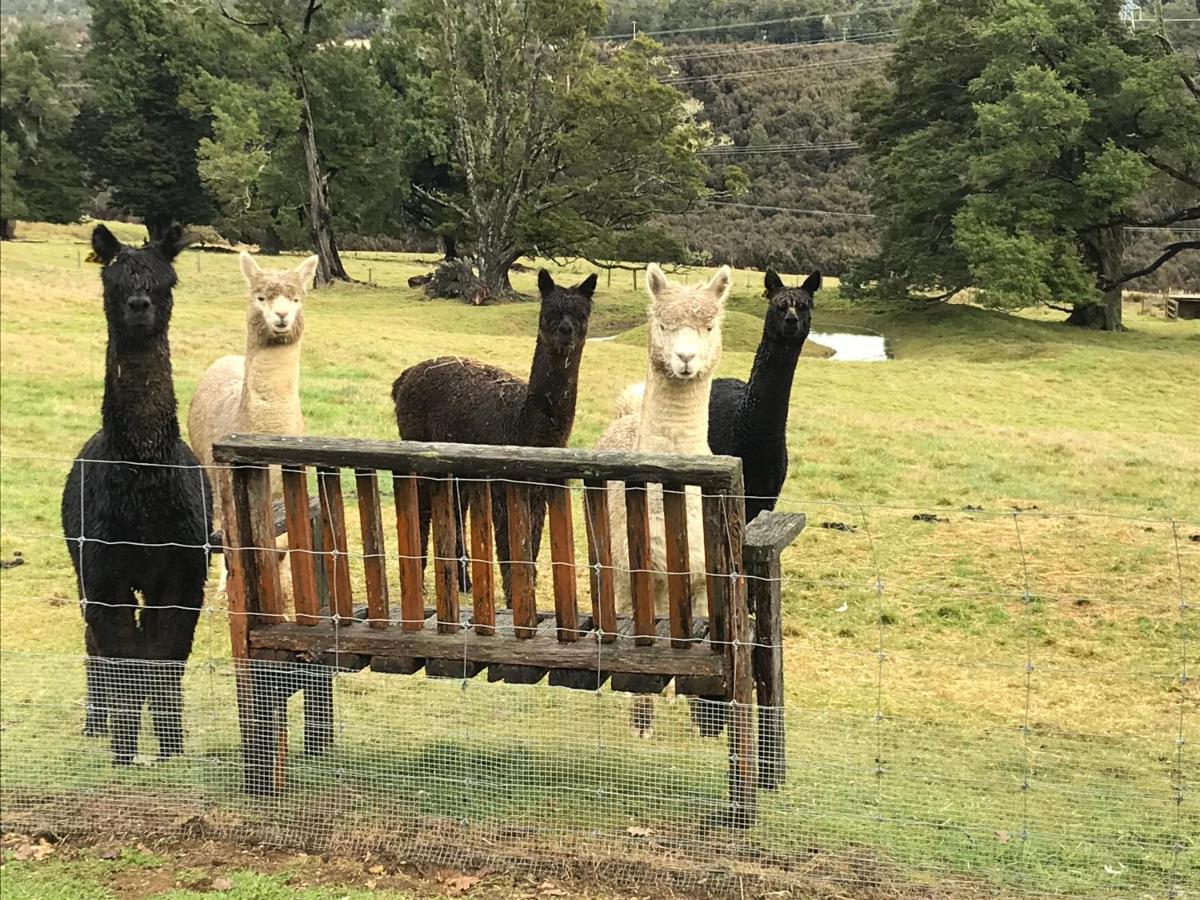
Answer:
[1109,240,1200,287]
[219,3,270,29]
[1147,156,1200,191]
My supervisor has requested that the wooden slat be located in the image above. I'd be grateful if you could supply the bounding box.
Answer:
[240,465,284,623]
[250,621,727,680]
[391,474,425,630]
[624,482,655,645]
[505,483,537,639]
[546,481,578,642]
[213,434,742,492]
[282,467,320,625]
[702,492,731,653]
[467,481,495,635]
[662,483,693,649]
[355,469,390,629]
[316,467,353,621]
[428,478,461,633]
[582,479,617,643]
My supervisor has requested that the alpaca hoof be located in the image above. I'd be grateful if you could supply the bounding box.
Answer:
[83,720,108,738]
[157,745,183,761]
[112,755,134,767]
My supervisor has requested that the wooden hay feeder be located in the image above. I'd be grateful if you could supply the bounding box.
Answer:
[212,434,805,827]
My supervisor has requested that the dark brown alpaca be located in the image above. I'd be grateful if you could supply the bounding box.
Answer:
[391,269,597,603]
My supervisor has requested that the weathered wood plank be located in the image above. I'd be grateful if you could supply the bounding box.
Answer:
[249,622,727,680]
[213,434,742,492]
[582,479,617,643]
[488,617,555,684]
[546,482,579,641]
[505,483,538,639]
[623,482,655,645]
[282,467,320,625]
[743,511,807,563]
[316,467,353,621]
[355,469,390,630]
[391,474,425,631]
[662,483,693,649]
[428,478,461,634]
[467,481,496,635]
[702,492,731,653]
[748,551,786,790]
[610,617,672,694]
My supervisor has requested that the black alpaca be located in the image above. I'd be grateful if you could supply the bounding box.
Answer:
[61,224,212,765]
[392,269,596,602]
[709,269,820,523]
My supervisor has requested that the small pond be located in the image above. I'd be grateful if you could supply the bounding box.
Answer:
[809,331,890,362]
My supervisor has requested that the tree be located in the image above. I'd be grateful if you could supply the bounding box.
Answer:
[0,24,88,239]
[219,0,384,284]
[388,1,709,297]
[850,0,1200,330]
[77,0,217,239]
[195,41,407,256]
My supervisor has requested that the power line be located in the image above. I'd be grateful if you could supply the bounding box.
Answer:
[665,30,900,61]
[598,2,915,40]
[662,53,890,85]
[699,200,878,218]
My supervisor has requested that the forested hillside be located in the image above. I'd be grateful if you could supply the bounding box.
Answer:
[661,38,887,276]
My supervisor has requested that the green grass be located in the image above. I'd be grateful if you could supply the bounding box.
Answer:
[1,221,1198,897]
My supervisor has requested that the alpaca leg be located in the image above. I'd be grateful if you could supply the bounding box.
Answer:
[417,482,433,577]
[492,493,513,608]
[83,625,108,737]
[83,583,142,764]
[630,696,655,740]
[141,578,203,759]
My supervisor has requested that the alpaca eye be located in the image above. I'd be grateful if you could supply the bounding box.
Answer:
[256,296,266,303]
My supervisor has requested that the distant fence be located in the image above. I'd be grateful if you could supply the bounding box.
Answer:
[0,454,1196,897]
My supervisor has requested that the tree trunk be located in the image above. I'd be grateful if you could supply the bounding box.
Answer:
[0,218,14,240]
[441,234,458,260]
[1069,226,1124,331]
[296,66,348,286]
[477,250,517,298]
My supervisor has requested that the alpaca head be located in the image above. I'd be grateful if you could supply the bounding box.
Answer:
[239,253,320,346]
[644,263,730,380]
[537,269,597,354]
[91,223,186,349]
[763,269,820,345]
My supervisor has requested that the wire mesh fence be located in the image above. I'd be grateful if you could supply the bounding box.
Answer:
[0,453,1196,898]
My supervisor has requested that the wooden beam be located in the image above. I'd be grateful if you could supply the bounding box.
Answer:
[213,434,742,492]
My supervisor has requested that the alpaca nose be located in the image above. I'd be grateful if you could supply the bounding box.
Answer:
[557,321,574,338]
[127,295,151,313]
[676,350,695,365]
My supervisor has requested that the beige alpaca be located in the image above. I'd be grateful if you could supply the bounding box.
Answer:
[189,253,318,590]
[595,263,731,617]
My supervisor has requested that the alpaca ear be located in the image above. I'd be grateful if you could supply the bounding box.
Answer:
[295,254,320,289]
[802,271,822,296]
[239,252,261,286]
[764,269,784,297]
[706,265,732,301]
[91,225,122,264]
[574,273,597,299]
[156,223,187,261]
[537,268,556,297]
[645,263,668,300]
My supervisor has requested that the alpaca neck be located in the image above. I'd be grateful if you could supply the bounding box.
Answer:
[741,335,803,446]
[238,336,303,432]
[102,336,180,459]
[637,365,712,456]
[518,336,584,447]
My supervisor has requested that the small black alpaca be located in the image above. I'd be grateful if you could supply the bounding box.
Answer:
[708,269,819,523]
[391,269,596,601]
[61,224,212,765]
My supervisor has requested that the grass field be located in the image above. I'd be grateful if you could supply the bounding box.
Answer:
[1,221,1198,897]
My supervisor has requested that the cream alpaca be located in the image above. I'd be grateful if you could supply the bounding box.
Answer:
[188,252,319,526]
[595,263,731,616]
